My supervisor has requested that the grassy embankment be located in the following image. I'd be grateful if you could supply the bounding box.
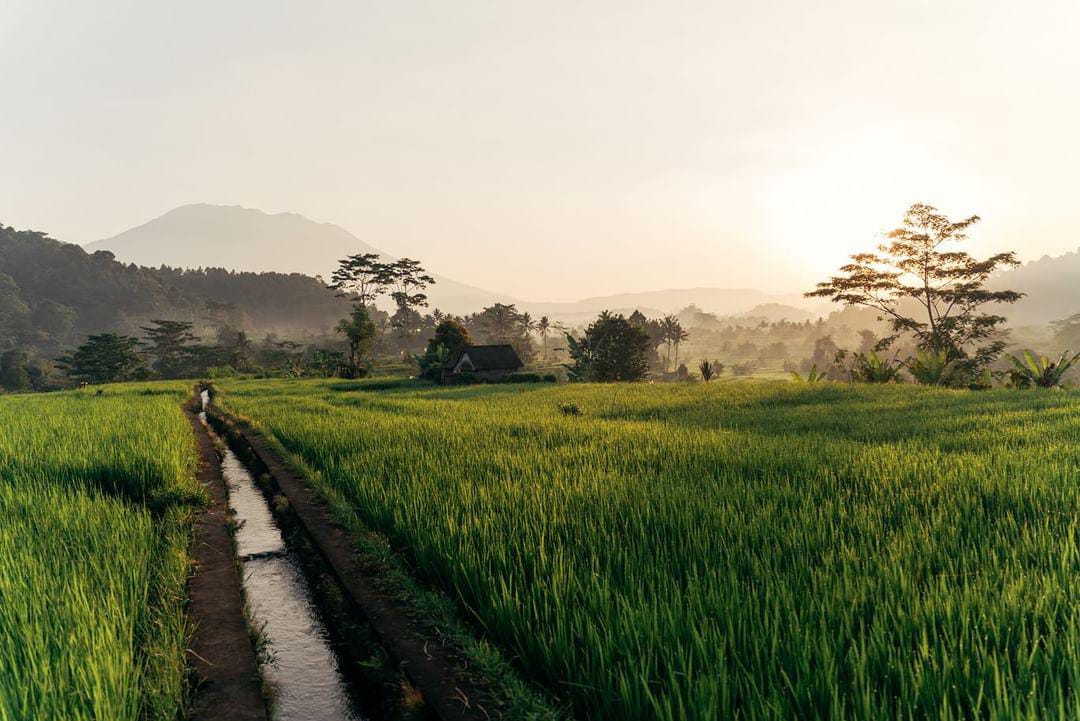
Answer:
[0,384,203,721]
[216,377,1080,721]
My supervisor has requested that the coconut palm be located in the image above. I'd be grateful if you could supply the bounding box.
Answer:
[537,316,552,359]
[520,312,537,337]
[659,315,679,371]
[672,325,690,371]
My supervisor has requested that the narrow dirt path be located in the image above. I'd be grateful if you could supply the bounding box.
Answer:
[186,408,268,721]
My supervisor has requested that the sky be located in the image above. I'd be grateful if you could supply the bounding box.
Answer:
[2,1,1079,301]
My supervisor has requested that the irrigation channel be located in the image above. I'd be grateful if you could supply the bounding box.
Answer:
[199,391,368,721]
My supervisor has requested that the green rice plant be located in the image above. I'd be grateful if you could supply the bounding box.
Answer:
[0,383,200,721]
[216,377,1080,721]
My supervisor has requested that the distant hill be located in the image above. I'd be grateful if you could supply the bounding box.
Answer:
[85,204,513,314]
[520,288,815,325]
[738,303,817,323]
[0,222,351,355]
[87,204,829,321]
[992,248,1080,326]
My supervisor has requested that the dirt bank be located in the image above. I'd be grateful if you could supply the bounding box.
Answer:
[185,407,268,721]
[206,408,505,721]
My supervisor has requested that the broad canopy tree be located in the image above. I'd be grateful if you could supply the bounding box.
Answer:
[58,333,146,384]
[141,319,198,378]
[335,304,377,377]
[566,311,652,382]
[328,252,389,307]
[808,203,1022,381]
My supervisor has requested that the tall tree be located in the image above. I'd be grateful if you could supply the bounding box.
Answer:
[385,258,435,340]
[520,312,537,337]
[327,253,390,307]
[0,349,30,391]
[336,304,377,377]
[808,203,1022,378]
[537,316,551,359]
[416,319,472,381]
[671,324,690,371]
[141,319,197,378]
[217,326,255,371]
[566,311,652,382]
[58,333,145,384]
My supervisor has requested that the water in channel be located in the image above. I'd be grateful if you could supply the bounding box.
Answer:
[200,392,366,721]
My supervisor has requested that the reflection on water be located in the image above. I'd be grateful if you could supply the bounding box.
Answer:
[202,391,364,721]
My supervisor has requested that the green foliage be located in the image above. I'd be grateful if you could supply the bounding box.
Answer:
[0,223,351,357]
[307,348,346,377]
[140,319,197,378]
[790,364,828,382]
[386,258,435,340]
[217,378,1080,721]
[905,348,960,386]
[335,303,378,377]
[58,333,146,384]
[327,251,391,306]
[1006,349,1080,388]
[0,383,201,720]
[698,358,723,382]
[0,349,30,391]
[462,303,536,363]
[848,350,902,383]
[417,318,472,380]
[566,311,652,382]
[809,203,1022,374]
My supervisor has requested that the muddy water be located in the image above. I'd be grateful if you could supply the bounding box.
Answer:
[200,392,365,721]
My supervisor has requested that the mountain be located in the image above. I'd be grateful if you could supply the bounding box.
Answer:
[992,248,1080,326]
[88,204,828,321]
[1,222,351,355]
[520,288,815,325]
[737,303,817,323]
[85,204,515,314]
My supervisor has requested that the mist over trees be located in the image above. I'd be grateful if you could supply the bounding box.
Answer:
[809,204,1023,386]
[1,203,1077,390]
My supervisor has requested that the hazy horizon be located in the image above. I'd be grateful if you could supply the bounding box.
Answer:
[4,1,1080,300]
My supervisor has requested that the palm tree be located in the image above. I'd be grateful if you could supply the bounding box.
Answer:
[659,315,679,371]
[484,303,519,341]
[672,324,689,371]
[520,311,537,336]
[537,316,551,359]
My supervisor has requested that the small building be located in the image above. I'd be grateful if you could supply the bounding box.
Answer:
[444,344,523,383]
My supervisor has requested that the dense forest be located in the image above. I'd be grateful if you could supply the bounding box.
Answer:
[0,223,351,357]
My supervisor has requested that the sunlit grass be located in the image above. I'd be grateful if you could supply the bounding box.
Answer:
[218,378,1080,720]
[0,383,201,721]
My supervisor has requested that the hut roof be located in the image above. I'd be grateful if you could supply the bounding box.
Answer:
[446,344,523,371]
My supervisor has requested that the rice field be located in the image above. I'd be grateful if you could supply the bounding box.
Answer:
[216,378,1080,721]
[0,384,203,721]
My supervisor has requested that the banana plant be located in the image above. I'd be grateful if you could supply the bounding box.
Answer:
[791,365,828,383]
[1006,350,1080,388]
[849,350,902,383]
[905,349,959,386]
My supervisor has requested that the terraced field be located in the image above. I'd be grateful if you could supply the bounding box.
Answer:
[216,378,1080,721]
[0,384,202,721]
